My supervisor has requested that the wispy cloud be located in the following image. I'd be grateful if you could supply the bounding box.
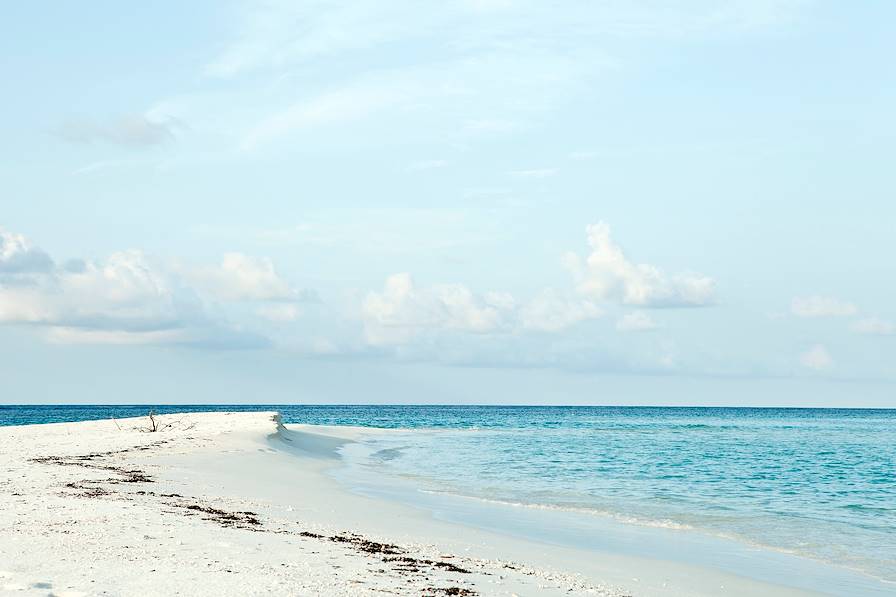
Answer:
[240,77,418,150]
[207,1,807,79]
[851,317,895,336]
[519,289,601,332]
[616,311,658,331]
[55,114,186,148]
[791,296,857,318]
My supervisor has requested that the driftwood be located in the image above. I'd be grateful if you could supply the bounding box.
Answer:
[138,411,196,433]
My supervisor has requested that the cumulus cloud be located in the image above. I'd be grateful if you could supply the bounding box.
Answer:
[0,228,298,348]
[565,222,715,307]
[359,222,713,346]
[0,229,54,274]
[519,289,601,332]
[184,253,294,302]
[362,273,515,345]
[791,296,857,318]
[851,317,895,336]
[0,249,208,336]
[616,311,657,332]
[55,114,185,147]
[362,274,607,345]
[257,303,301,322]
[800,344,833,370]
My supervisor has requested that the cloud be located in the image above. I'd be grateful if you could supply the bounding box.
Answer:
[257,303,302,322]
[205,2,436,78]
[362,272,610,345]
[46,328,188,346]
[55,114,185,148]
[155,0,809,156]
[851,317,895,336]
[519,289,601,332]
[565,222,715,307]
[241,79,415,149]
[616,311,657,331]
[358,221,712,348]
[1,249,199,332]
[0,229,54,274]
[800,344,833,370]
[791,296,857,318]
[207,1,806,79]
[0,228,298,348]
[362,273,515,345]
[184,253,294,302]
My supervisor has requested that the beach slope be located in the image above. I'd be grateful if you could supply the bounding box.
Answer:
[0,412,818,596]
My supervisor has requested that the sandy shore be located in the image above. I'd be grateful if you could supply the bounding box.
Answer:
[0,412,822,596]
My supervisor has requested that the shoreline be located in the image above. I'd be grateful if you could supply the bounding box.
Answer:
[0,411,875,596]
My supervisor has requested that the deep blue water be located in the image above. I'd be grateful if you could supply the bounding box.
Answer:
[3,405,895,584]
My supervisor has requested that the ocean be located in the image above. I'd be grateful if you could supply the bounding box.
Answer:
[2,405,894,589]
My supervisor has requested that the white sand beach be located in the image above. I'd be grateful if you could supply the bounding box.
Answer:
[0,412,826,596]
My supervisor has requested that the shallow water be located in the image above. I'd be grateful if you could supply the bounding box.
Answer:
[4,404,895,587]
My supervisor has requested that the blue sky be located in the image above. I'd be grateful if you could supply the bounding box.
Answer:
[1,1,894,405]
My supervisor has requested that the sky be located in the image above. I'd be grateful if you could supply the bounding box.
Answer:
[1,1,894,406]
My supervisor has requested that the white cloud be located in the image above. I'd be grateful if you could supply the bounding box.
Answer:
[185,253,293,302]
[241,78,417,149]
[800,344,833,370]
[0,229,54,273]
[362,273,515,345]
[257,303,302,322]
[358,222,713,346]
[0,250,185,331]
[46,327,188,346]
[152,0,808,157]
[519,289,601,332]
[616,311,657,331]
[206,2,439,78]
[55,114,185,147]
[851,317,895,336]
[0,229,297,348]
[565,222,715,307]
[362,272,610,344]
[207,1,806,79]
[791,296,857,318]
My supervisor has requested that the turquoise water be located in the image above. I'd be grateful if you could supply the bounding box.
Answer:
[3,405,894,585]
